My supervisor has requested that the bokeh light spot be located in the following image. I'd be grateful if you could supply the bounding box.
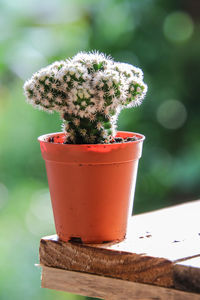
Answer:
[5,43,47,80]
[163,11,194,43]
[25,189,54,236]
[97,2,135,43]
[157,99,187,130]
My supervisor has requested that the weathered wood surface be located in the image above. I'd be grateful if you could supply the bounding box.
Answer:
[40,199,200,296]
[40,237,173,287]
[41,266,200,300]
[174,256,200,293]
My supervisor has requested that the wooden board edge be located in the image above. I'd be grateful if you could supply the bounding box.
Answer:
[40,265,200,300]
[39,237,174,288]
[173,257,200,294]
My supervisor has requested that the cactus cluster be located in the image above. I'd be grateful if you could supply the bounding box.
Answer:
[23,51,147,144]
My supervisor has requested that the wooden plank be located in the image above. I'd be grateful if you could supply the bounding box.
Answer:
[174,257,200,293]
[40,236,173,287]
[41,265,200,300]
[40,200,200,290]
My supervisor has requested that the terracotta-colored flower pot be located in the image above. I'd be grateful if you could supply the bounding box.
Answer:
[38,131,145,243]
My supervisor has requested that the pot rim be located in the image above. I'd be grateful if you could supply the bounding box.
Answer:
[38,131,145,146]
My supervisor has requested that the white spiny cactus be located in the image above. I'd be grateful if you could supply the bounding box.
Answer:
[24,51,147,144]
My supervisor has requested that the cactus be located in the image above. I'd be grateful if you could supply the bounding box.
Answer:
[23,51,147,144]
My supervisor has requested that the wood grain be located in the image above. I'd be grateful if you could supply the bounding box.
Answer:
[39,200,200,296]
[40,236,173,287]
[174,257,200,293]
[41,265,200,300]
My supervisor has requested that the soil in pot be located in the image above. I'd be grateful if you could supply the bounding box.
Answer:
[48,135,139,144]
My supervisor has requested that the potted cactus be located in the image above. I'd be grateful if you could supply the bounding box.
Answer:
[24,51,147,243]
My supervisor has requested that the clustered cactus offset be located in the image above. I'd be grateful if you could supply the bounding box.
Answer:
[24,51,147,144]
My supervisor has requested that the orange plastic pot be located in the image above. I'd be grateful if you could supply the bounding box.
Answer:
[38,131,145,243]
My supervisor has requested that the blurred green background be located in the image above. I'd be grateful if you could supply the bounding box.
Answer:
[0,0,200,299]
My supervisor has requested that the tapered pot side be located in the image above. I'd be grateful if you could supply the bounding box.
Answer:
[38,131,145,243]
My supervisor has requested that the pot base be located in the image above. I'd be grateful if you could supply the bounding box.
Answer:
[61,235,126,245]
